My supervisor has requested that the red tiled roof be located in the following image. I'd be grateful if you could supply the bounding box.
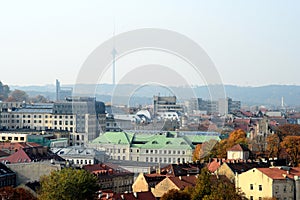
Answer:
[168,176,197,189]
[0,146,64,163]
[0,148,31,163]
[228,144,249,152]
[114,191,156,200]
[207,159,221,173]
[257,167,300,180]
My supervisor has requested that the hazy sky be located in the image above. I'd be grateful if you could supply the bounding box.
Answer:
[0,0,299,86]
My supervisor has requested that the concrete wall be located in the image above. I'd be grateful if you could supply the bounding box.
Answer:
[8,162,61,185]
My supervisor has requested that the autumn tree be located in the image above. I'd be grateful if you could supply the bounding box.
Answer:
[278,124,300,140]
[192,144,202,161]
[266,134,281,159]
[38,168,99,200]
[0,186,37,200]
[7,89,28,102]
[161,189,191,200]
[30,95,48,103]
[214,129,248,158]
[281,136,300,166]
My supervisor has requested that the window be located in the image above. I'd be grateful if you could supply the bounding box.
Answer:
[283,185,287,192]
[118,149,120,153]
[249,196,253,200]
[250,184,253,190]
[155,157,158,162]
[164,158,167,163]
[14,137,18,141]
[137,149,139,153]
[150,157,153,162]
[123,149,126,153]
[20,137,24,141]
[146,157,148,162]
[154,150,157,154]
[259,185,262,191]
[146,150,149,153]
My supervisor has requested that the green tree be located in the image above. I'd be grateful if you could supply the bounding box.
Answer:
[38,168,99,200]
[192,168,211,200]
[161,189,191,200]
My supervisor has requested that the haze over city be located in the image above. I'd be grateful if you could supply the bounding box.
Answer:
[1,0,300,86]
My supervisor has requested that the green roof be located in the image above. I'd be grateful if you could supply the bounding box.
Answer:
[132,134,193,150]
[92,131,133,145]
[91,131,220,149]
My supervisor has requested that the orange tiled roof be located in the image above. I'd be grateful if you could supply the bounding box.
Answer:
[257,167,300,180]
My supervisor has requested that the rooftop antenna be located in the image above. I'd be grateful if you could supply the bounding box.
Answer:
[112,20,117,86]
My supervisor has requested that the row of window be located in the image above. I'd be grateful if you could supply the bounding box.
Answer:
[1,114,74,119]
[145,149,185,155]
[250,184,262,191]
[1,136,25,141]
[145,157,185,163]
[1,119,74,125]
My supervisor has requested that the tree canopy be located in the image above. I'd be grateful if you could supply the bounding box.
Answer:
[38,168,99,200]
[0,186,37,200]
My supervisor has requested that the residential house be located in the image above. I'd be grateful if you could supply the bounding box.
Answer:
[83,163,134,193]
[217,161,269,183]
[132,173,166,192]
[151,175,197,198]
[236,167,300,200]
[227,144,250,160]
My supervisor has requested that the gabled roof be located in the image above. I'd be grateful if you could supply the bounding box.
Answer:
[0,147,64,163]
[160,163,202,176]
[207,159,222,173]
[228,144,250,152]
[168,176,197,189]
[225,162,269,174]
[257,167,300,180]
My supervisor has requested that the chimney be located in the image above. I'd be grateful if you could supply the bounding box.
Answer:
[294,176,300,200]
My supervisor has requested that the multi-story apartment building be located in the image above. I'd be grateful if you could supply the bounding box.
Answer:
[153,96,183,117]
[0,103,76,132]
[0,97,106,146]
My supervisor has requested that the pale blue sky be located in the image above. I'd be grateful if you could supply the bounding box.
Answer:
[0,0,299,86]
